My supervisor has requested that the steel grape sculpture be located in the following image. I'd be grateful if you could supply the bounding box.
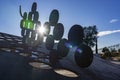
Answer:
[19,2,93,68]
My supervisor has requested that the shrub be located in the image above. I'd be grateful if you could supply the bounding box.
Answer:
[111,52,119,57]
[101,47,111,58]
[102,47,109,53]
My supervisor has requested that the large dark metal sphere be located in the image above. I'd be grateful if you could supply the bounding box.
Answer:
[68,25,84,45]
[45,35,54,50]
[43,22,50,36]
[74,44,93,68]
[53,23,64,40]
[31,2,37,12]
[57,38,69,59]
[49,9,59,26]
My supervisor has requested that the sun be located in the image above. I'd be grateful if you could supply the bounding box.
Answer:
[38,25,45,34]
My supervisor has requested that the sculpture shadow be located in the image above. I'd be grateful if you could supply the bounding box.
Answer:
[0,51,81,80]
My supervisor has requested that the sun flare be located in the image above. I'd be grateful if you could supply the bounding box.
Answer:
[38,25,45,34]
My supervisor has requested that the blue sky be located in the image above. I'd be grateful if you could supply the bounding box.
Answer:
[0,0,120,49]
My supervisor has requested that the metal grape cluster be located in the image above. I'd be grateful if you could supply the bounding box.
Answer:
[20,2,64,48]
[20,3,43,47]
[20,2,93,68]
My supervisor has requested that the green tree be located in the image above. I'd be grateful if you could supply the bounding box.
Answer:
[83,25,98,53]
[102,47,109,52]
[102,47,111,57]
[118,49,120,53]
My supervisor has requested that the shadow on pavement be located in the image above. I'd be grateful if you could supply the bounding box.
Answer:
[0,51,81,80]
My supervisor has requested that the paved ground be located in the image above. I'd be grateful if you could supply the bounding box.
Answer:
[0,51,120,80]
[86,55,120,80]
[60,54,120,80]
[0,51,81,80]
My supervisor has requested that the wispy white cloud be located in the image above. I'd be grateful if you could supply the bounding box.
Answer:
[97,30,120,37]
[109,19,119,23]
